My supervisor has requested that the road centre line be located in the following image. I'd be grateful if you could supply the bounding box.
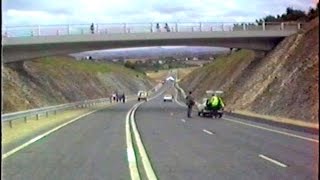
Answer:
[130,104,158,180]
[125,87,165,180]
[126,105,141,180]
[203,129,213,135]
[223,117,319,143]
[259,154,287,168]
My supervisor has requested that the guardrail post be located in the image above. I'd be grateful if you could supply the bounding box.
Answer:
[9,120,13,128]
[67,24,70,35]
[210,27,213,32]
[191,27,194,32]
[37,25,40,36]
[175,23,178,32]
[56,30,60,36]
[262,21,266,31]
[124,23,127,33]
[199,22,202,32]
[150,23,153,32]
[46,111,49,118]
[281,22,284,30]
[54,110,57,115]
[221,23,224,31]
[242,23,246,31]
[297,23,301,30]
[96,24,99,34]
[31,30,34,36]
[36,114,40,120]
[24,116,27,123]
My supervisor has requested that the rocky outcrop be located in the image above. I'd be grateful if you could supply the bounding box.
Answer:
[180,18,319,123]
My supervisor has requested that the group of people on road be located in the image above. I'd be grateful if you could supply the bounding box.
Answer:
[185,91,225,118]
[110,91,126,103]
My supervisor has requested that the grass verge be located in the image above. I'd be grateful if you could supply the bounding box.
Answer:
[231,110,319,129]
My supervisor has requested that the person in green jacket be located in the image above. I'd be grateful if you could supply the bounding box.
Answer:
[207,93,225,111]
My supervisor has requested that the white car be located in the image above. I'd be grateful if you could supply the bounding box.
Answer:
[163,94,173,102]
[137,91,148,101]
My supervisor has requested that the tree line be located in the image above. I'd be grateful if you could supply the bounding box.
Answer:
[256,3,319,23]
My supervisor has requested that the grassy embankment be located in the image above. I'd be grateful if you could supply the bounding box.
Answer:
[2,56,153,149]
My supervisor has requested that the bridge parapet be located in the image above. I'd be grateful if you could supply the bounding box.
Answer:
[2,22,303,38]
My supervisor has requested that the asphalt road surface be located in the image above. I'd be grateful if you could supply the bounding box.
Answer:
[2,81,319,180]
[135,83,319,180]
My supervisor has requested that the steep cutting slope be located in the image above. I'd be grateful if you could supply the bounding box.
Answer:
[3,56,154,113]
[180,18,319,123]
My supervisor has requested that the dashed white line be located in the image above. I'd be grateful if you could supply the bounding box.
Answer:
[203,129,213,135]
[223,117,319,143]
[181,119,186,123]
[259,154,287,168]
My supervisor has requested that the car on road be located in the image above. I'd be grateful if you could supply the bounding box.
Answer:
[137,91,148,101]
[163,94,173,102]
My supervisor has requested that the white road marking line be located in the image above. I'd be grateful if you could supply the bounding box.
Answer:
[223,117,319,143]
[259,154,287,168]
[131,104,158,180]
[203,129,213,135]
[2,109,100,160]
[181,119,186,122]
[125,105,141,180]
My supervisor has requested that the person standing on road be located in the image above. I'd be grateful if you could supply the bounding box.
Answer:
[122,93,126,103]
[186,91,195,118]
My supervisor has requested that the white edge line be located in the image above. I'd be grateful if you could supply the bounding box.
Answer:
[131,103,158,180]
[203,129,213,135]
[223,117,319,143]
[2,109,99,160]
[259,154,287,167]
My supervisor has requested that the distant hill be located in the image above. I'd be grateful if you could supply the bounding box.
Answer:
[71,46,229,60]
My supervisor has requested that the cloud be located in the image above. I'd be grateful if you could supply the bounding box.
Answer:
[2,0,316,26]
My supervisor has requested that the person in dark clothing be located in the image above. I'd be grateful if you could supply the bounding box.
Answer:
[164,23,170,32]
[156,23,160,32]
[90,23,94,34]
[185,91,195,118]
[122,93,126,103]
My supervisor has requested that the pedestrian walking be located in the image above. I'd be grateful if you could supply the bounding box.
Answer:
[156,23,161,32]
[122,93,126,103]
[164,23,170,32]
[185,91,195,118]
[90,23,94,34]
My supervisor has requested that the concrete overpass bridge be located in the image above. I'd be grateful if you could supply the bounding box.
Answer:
[2,22,302,63]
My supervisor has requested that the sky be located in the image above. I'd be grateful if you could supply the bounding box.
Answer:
[2,0,318,26]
